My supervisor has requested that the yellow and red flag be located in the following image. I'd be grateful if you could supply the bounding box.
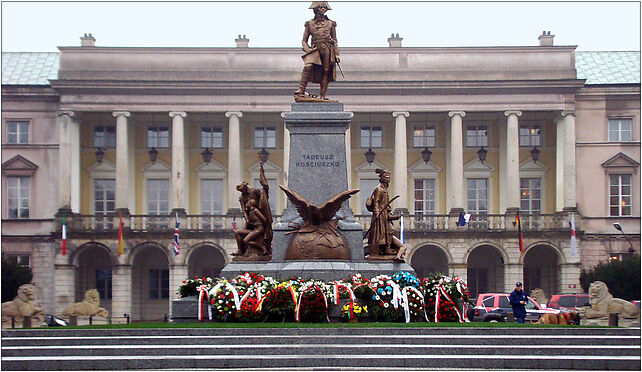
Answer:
[516,212,524,255]
[118,213,124,256]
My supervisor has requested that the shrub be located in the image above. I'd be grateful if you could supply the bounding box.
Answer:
[580,254,640,300]
[1,258,33,302]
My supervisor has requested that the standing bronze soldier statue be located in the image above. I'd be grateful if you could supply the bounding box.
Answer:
[294,1,341,102]
[365,169,406,262]
[233,161,273,260]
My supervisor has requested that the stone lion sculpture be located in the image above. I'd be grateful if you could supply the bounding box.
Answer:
[62,289,109,318]
[530,288,549,307]
[1,284,45,327]
[579,281,640,326]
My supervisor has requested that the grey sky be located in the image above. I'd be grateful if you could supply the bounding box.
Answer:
[1,1,640,52]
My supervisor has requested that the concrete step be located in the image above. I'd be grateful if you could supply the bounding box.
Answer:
[2,327,640,370]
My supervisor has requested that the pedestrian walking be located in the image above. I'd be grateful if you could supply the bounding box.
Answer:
[509,282,528,323]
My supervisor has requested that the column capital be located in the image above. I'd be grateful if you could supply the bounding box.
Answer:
[169,111,187,118]
[504,110,523,117]
[112,111,131,118]
[448,111,466,118]
[561,110,576,118]
[58,110,74,117]
[225,111,243,119]
[392,111,410,118]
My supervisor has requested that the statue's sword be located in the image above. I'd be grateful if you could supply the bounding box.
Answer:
[336,61,346,79]
[362,195,400,239]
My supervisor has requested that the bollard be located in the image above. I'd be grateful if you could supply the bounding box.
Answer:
[89,316,93,325]
[69,316,77,326]
[608,313,619,327]
[125,313,130,324]
[11,316,15,329]
[22,316,31,328]
[164,314,168,322]
[108,315,112,325]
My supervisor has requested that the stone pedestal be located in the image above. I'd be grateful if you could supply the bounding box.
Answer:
[221,103,414,281]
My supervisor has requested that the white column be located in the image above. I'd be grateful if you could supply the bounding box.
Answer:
[447,111,465,213]
[504,110,522,212]
[345,125,352,189]
[170,111,188,212]
[127,118,136,212]
[555,114,565,212]
[392,111,409,211]
[113,111,132,211]
[562,111,577,210]
[169,265,188,318]
[69,114,81,213]
[54,264,75,315]
[283,123,290,186]
[57,111,73,210]
[498,116,508,212]
[226,112,243,212]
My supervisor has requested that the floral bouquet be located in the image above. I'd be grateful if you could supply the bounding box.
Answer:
[392,271,422,290]
[210,280,241,321]
[405,287,426,321]
[297,285,330,322]
[235,296,263,322]
[341,301,368,321]
[422,273,470,322]
[260,282,296,321]
[177,276,216,298]
[368,274,402,321]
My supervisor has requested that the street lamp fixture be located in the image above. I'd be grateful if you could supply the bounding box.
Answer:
[530,146,541,163]
[148,147,158,163]
[613,222,635,253]
[201,148,213,164]
[258,148,270,163]
[477,146,488,164]
[421,147,432,164]
[365,148,376,165]
[94,148,105,164]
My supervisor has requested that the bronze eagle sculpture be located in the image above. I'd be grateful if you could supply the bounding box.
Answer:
[279,185,359,226]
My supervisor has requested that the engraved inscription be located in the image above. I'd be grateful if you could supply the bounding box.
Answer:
[295,153,340,168]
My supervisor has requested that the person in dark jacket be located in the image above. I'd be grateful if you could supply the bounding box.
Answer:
[509,282,528,323]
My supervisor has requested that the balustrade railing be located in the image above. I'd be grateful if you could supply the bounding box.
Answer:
[71,213,570,233]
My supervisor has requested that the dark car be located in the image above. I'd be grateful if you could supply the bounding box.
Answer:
[467,293,559,322]
[547,294,590,311]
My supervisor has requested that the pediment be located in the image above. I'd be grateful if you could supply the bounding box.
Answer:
[194,158,226,173]
[354,159,388,174]
[601,152,640,169]
[1,155,38,172]
[248,161,282,173]
[409,159,442,173]
[87,160,116,173]
[464,158,495,172]
[141,159,171,173]
[519,159,548,172]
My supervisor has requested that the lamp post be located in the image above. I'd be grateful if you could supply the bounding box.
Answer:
[613,223,635,253]
[365,148,376,165]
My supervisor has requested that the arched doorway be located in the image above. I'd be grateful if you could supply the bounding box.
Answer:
[410,244,449,279]
[523,244,560,298]
[74,243,113,315]
[467,245,505,297]
[131,244,169,321]
[188,244,226,279]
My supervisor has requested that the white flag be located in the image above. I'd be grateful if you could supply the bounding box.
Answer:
[570,213,577,256]
[400,215,405,245]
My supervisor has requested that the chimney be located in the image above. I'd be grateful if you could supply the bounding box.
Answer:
[387,33,403,48]
[235,34,249,48]
[538,31,554,46]
[80,33,96,47]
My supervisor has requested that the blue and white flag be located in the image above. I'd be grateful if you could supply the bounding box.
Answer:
[173,213,180,255]
[400,215,404,245]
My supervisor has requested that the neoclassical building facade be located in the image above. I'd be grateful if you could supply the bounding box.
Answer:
[2,33,640,320]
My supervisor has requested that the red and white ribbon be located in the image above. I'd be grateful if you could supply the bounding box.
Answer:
[295,285,330,323]
[434,284,465,323]
[454,281,470,322]
[333,281,355,306]
[401,286,429,323]
[197,285,209,322]
[390,282,403,310]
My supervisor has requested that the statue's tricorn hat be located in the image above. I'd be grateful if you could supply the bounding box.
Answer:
[309,2,331,10]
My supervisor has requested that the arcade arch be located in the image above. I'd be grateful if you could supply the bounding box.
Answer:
[187,243,227,279]
[131,243,170,321]
[523,244,561,298]
[73,243,114,314]
[409,244,449,278]
[466,244,505,297]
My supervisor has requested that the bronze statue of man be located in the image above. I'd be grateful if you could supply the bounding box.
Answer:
[233,161,273,259]
[294,1,340,102]
[366,169,406,262]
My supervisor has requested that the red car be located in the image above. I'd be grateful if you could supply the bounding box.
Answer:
[547,294,590,311]
[467,293,558,322]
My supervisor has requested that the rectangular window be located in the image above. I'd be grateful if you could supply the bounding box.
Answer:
[519,125,542,147]
[201,126,223,148]
[149,269,169,299]
[147,179,169,214]
[360,126,383,148]
[147,126,169,148]
[201,179,223,214]
[95,269,112,300]
[6,254,30,267]
[360,179,380,214]
[413,126,436,148]
[93,125,116,148]
[6,121,29,144]
[414,179,435,214]
[467,178,488,214]
[254,178,277,213]
[610,174,632,216]
[94,179,116,214]
[254,127,276,148]
[466,125,488,147]
[608,119,632,142]
[7,176,30,218]
[520,178,541,214]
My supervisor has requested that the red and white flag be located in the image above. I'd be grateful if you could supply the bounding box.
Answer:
[570,213,577,256]
[61,214,67,256]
